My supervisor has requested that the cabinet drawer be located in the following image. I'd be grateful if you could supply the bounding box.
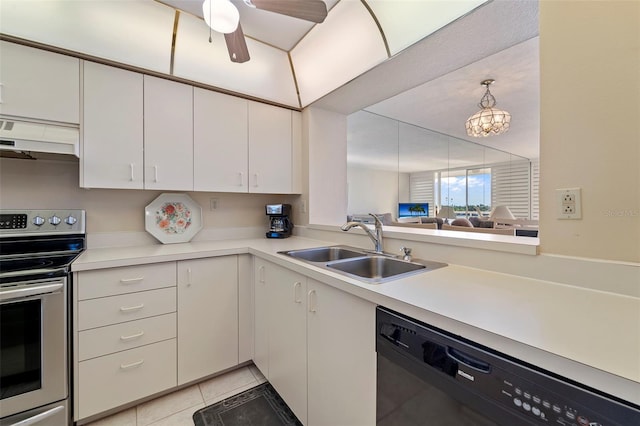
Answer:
[78,313,176,361]
[78,288,176,330]
[77,263,176,300]
[78,339,177,420]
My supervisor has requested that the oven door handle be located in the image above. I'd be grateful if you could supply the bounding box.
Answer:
[8,404,65,426]
[0,282,64,303]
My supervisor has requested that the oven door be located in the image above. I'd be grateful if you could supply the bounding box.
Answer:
[0,277,67,420]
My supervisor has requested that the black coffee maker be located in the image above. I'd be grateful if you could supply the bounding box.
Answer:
[265,204,293,238]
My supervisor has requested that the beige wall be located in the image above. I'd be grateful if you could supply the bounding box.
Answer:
[0,158,299,234]
[539,1,640,262]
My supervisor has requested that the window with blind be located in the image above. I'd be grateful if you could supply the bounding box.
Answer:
[491,160,532,219]
[408,160,538,220]
[409,172,436,217]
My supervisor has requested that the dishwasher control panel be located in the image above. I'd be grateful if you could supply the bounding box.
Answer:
[500,376,610,425]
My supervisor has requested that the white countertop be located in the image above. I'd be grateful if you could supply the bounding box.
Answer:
[72,236,640,404]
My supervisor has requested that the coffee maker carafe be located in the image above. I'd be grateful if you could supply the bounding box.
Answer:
[266,204,293,238]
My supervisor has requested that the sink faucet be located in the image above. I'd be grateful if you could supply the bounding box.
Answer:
[341,213,384,253]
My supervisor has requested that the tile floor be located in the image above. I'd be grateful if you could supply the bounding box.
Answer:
[86,364,267,426]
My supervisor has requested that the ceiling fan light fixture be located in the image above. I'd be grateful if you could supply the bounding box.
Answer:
[202,0,240,34]
[465,79,511,137]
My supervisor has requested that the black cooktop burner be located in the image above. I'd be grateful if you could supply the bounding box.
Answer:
[0,254,82,274]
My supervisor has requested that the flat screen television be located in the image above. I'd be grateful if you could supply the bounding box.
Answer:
[398,203,429,218]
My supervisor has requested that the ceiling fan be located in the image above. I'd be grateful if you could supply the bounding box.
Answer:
[202,0,328,63]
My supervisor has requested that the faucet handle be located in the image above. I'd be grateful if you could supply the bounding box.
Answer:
[400,246,412,261]
[369,213,382,227]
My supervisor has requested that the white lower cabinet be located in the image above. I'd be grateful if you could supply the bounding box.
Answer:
[78,339,177,420]
[253,258,270,377]
[177,256,239,385]
[75,263,178,421]
[307,279,377,426]
[267,265,308,424]
[253,258,376,426]
[74,257,242,422]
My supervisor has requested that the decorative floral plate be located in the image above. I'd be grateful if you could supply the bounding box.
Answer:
[145,193,202,244]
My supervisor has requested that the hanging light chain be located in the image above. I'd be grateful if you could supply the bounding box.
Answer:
[478,79,497,109]
[478,87,496,109]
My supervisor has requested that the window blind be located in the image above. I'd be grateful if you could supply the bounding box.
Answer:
[530,159,539,220]
[492,160,531,219]
[409,171,435,216]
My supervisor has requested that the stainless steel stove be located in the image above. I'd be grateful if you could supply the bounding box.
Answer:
[0,210,85,426]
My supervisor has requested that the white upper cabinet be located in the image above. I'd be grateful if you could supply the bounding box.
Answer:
[0,41,79,123]
[143,75,193,191]
[193,88,248,192]
[248,101,293,194]
[81,61,143,189]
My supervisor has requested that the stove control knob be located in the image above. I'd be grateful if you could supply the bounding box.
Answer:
[65,216,77,226]
[49,215,62,226]
[33,216,46,226]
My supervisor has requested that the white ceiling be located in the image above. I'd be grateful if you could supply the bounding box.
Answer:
[163,0,540,162]
[363,37,540,164]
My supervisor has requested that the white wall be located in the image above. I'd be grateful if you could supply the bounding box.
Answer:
[347,165,398,218]
[305,107,348,225]
[539,1,640,263]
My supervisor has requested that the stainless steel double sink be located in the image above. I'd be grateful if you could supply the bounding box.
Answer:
[278,245,447,284]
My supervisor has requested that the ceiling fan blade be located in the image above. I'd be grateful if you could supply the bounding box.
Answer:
[224,23,250,63]
[249,0,328,23]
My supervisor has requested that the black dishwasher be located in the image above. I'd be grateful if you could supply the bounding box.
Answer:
[376,306,639,426]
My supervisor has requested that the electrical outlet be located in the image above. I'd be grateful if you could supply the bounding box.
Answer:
[557,188,581,219]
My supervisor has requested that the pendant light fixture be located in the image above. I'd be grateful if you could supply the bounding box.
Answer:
[202,0,240,34]
[465,79,511,137]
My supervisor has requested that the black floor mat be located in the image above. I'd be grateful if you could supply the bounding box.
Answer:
[193,382,302,426]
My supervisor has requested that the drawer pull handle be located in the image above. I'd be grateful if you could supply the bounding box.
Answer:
[120,331,145,341]
[120,303,144,312]
[120,359,144,370]
[120,277,144,284]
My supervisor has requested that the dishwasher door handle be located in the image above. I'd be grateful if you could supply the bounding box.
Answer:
[446,347,492,374]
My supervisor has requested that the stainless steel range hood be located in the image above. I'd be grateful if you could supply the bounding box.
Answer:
[0,118,79,158]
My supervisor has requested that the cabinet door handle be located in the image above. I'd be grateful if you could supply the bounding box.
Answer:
[130,163,135,181]
[120,359,144,370]
[293,282,302,303]
[120,303,144,312]
[154,165,158,183]
[238,172,244,186]
[120,277,144,284]
[258,265,265,283]
[187,268,192,286]
[253,173,259,187]
[120,331,145,341]
[0,83,3,104]
[308,289,317,313]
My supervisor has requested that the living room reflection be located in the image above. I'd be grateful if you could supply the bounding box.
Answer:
[346,110,539,238]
